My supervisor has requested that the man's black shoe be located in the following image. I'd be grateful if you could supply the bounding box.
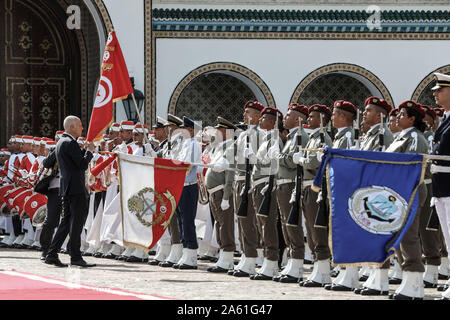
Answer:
[44,256,68,267]
[70,260,96,268]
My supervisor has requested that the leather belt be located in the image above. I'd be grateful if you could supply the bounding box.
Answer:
[276,179,295,186]
[302,180,313,188]
[207,184,224,195]
[431,164,450,174]
[251,177,269,189]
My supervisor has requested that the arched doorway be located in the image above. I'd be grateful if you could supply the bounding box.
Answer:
[0,0,80,142]
[175,73,257,126]
[412,65,450,109]
[168,62,275,126]
[291,63,393,110]
[0,0,105,145]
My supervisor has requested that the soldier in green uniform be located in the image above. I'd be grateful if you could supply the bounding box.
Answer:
[231,101,266,277]
[205,117,238,273]
[271,103,309,283]
[293,104,333,288]
[386,100,429,300]
[246,107,284,280]
[325,100,359,291]
[355,96,394,296]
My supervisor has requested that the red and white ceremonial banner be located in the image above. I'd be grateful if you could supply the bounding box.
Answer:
[118,154,190,250]
[86,31,133,142]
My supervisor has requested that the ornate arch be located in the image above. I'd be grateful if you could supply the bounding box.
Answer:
[290,63,393,107]
[411,64,450,101]
[168,62,275,114]
[92,0,113,32]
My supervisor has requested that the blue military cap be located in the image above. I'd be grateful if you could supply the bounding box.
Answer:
[180,116,201,130]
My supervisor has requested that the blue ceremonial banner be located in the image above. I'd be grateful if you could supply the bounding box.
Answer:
[313,148,426,266]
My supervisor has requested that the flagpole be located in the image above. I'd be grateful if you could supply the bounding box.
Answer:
[131,93,150,144]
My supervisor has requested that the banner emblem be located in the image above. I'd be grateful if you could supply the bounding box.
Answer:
[127,187,176,228]
[348,186,407,235]
[93,76,113,109]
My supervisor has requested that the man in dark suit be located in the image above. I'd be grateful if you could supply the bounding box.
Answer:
[431,72,450,300]
[44,116,95,268]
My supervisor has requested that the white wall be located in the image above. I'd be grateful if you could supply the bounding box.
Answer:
[156,38,450,116]
[103,0,146,122]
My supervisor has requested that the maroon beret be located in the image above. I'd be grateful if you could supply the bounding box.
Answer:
[260,106,283,120]
[333,100,357,115]
[288,103,309,116]
[398,100,425,118]
[308,104,332,118]
[364,96,392,114]
[435,107,445,118]
[389,108,399,117]
[244,100,264,112]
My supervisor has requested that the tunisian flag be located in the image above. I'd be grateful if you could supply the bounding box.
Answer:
[87,31,133,142]
[94,153,190,250]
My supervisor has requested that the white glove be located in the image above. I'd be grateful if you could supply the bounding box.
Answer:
[316,191,323,204]
[244,147,256,160]
[292,151,302,164]
[316,152,324,162]
[220,199,230,210]
[289,191,296,204]
[268,144,280,160]
[19,169,29,178]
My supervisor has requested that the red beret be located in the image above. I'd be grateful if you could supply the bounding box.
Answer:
[435,107,445,118]
[389,108,399,117]
[244,100,264,112]
[260,106,283,120]
[398,100,425,118]
[420,104,437,121]
[364,96,392,114]
[333,100,357,115]
[288,103,309,116]
[308,104,332,118]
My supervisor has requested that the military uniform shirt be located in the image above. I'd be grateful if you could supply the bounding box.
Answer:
[301,128,332,180]
[360,123,394,151]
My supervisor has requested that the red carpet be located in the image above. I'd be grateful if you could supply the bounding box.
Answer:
[0,270,173,300]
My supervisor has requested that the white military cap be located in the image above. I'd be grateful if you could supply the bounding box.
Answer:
[431,73,450,91]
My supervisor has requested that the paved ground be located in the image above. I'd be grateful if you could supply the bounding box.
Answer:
[0,245,447,301]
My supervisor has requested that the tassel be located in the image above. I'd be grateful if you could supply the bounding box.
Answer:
[410,131,418,152]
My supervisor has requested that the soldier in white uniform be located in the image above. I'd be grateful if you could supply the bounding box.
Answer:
[430,73,450,300]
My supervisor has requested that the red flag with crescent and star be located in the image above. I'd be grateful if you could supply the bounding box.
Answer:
[86,31,133,142]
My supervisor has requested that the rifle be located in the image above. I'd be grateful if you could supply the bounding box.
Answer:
[286,117,303,226]
[236,117,252,218]
[379,113,385,152]
[314,113,329,229]
[257,115,279,217]
[167,127,172,154]
[426,205,440,231]
[354,108,361,150]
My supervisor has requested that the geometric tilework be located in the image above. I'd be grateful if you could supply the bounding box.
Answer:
[296,73,372,111]
[175,73,256,127]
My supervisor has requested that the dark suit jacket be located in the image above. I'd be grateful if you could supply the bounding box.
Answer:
[431,114,450,197]
[56,133,93,197]
[43,150,57,169]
